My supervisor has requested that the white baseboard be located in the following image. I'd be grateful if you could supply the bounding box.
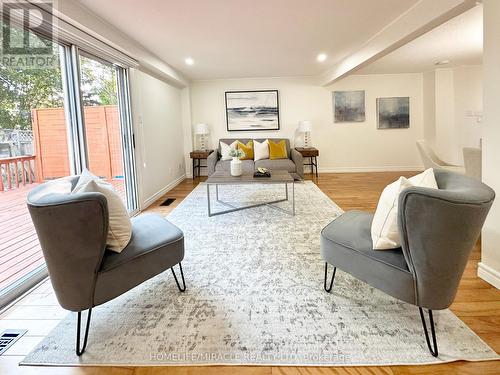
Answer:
[187,166,423,176]
[317,165,424,173]
[478,262,500,289]
[141,174,186,210]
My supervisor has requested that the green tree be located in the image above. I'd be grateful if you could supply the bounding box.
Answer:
[80,56,118,106]
[0,64,64,130]
[0,22,63,130]
[1,22,118,131]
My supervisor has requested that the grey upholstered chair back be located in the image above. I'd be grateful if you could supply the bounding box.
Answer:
[27,177,109,311]
[397,169,495,310]
[218,138,291,158]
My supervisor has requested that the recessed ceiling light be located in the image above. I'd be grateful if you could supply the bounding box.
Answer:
[185,57,194,65]
[317,53,327,62]
[434,60,450,66]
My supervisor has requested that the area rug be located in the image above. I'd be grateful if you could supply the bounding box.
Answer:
[22,181,499,366]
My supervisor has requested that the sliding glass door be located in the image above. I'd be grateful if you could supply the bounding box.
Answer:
[0,20,137,305]
[0,20,74,304]
[78,52,137,212]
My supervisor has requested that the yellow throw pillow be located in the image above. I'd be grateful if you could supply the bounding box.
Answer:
[268,140,287,160]
[237,140,254,160]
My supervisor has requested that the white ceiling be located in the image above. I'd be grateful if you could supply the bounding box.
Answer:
[78,0,418,80]
[357,5,483,75]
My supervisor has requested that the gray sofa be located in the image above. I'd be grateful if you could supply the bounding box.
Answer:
[207,138,304,179]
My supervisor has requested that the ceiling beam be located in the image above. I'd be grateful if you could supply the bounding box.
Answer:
[319,0,478,86]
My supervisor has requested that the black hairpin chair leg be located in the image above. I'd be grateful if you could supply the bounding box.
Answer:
[324,262,336,292]
[76,308,92,356]
[171,262,186,292]
[419,307,438,357]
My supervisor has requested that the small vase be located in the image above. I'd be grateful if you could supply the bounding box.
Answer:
[230,157,242,176]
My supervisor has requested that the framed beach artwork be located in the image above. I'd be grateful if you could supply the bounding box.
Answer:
[333,90,365,122]
[225,90,280,131]
[377,97,410,129]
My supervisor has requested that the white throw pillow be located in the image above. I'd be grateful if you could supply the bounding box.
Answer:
[254,139,269,161]
[408,167,438,188]
[73,168,109,191]
[220,141,238,161]
[371,168,438,250]
[73,172,132,253]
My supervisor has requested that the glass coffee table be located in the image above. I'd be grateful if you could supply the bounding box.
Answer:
[206,170,295,217]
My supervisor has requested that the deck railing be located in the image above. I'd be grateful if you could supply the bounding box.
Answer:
[0,155,36,192]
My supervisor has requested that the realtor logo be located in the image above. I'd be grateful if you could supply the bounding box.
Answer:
[1,1,57,68]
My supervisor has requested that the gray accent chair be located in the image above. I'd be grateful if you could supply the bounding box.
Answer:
[320,170,494,357]
[207,138,304,179]
[27,176,186,356]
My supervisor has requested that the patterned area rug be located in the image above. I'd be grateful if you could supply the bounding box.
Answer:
[22,181,498,366]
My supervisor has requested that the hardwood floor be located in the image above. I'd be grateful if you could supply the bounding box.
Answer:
[0,172,498,374]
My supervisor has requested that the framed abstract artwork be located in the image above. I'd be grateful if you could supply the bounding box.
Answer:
[225,90,280,131]
[377,97,410,129]
[333,90,365,122]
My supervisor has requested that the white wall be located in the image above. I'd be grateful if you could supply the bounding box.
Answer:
[422,71,436,145]
[454,66,483,150]
[425,66,483,165]
[435,69,458,163]
[130,69,186,208]
[479,0,500,289]
[190,74,424,173]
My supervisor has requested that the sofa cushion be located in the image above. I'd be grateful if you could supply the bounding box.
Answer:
[269,139,288,160]
[219,138,290,158]
[255,159,296,173]
[220,140,238,161]
[215,160,255,174]
[237,140,254,160]
[253,139,269,161]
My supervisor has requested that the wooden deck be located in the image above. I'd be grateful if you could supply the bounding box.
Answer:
[0,184,43,290]
[0,179,125,291]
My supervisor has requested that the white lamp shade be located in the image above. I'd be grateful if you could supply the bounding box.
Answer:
[298,120,312,132]
[195,123,209,135]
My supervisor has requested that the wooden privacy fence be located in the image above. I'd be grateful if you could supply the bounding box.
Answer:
[31,105,124,181]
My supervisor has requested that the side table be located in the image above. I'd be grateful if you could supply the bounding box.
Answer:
[294,147,319,178]
[190,150,213,178]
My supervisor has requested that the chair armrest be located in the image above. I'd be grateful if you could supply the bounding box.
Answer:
[291,149,304,179]
[207,150,218,176]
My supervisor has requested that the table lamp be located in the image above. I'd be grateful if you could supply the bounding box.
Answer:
[195,123,209,151]
[298,120,312,148]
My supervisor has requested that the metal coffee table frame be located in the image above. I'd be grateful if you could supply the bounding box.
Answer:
[206,172,295,217]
